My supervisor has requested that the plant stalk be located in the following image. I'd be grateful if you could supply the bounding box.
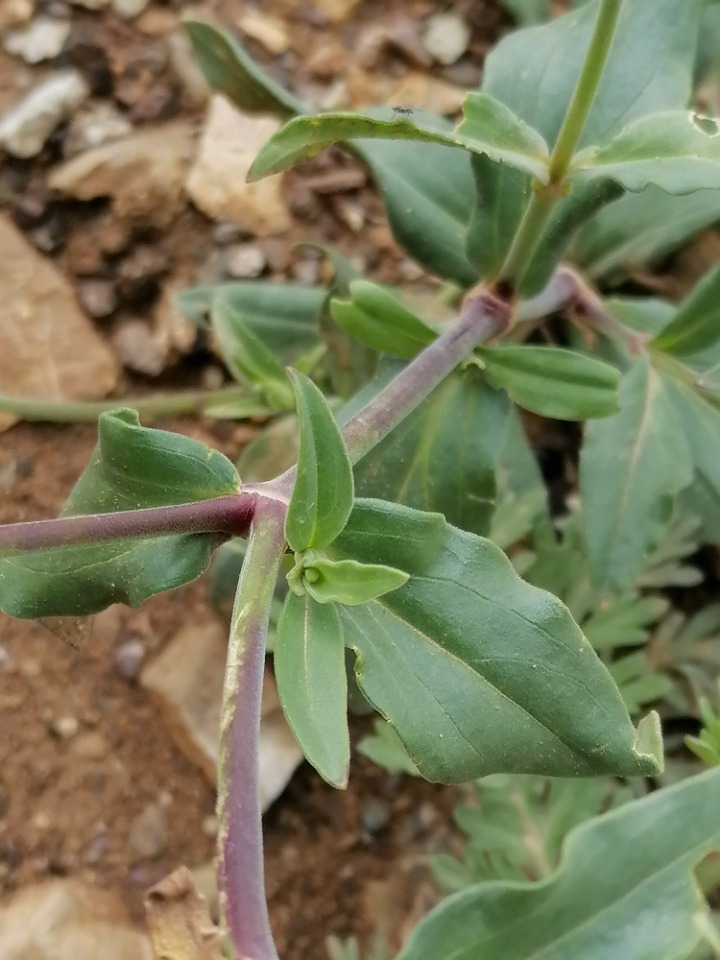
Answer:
[498,0,623,288]
[0,495,257,551]
[218,500,286,960]
[0,386,267,423]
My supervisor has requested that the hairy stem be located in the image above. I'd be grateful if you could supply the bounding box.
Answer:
[218,501,286,960]
[0,495,257,551]
[0,386,267,423]
[499,0,623,287]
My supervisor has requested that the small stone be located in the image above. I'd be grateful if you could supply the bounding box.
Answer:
[0,70,89,158]
[111,0,150,18]
[213,221,249,245]
[71,731,110,760]
[0,879,153,960]
[129,803,167,860]
[224,243,267,279]
[4,16,70,64]
[0,216,118,431]
[49,123,194,227]
[422,12,471,66]
[237,9,290,54]
[117,244,169,302]
[112,319,168,377]
[51,716,79,740]
[63,102,132,157]
[76,279,117,319]
[360,798,391,838]
[68,0,109,7]
[0,0,34,31]
[186,96,291,234]
[311,0,361,23]
[114,639,145,680]
[201,815,218,838]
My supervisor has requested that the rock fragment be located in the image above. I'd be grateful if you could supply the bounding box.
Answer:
[0,70,89,158]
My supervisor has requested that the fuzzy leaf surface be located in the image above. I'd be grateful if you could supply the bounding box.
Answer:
[580,356,693,596]
[353,367,510,537]
[275,592,349,787]
[0,410,240,619]
[286,372,353,552]
[330,281,436,360]
[476,346,620,420]
[397,766,720,960]
[330,499,662,783]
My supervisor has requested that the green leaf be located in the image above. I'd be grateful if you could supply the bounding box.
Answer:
[353,366,511,537]
[274,591,349,787]
[653,261,720,356]
[330,499,662,782]
[179,281,324,366]
[354,118,478,286]
[469,0,702,292]
[580,356,693,596]
[572,111,720,195]
[573,187,720,283]
[184,21,303,117]
[0,410,240,619]
[330,281,437,360]
[397,767,720,960]
[211,294,294,409]
[248,94,550,183]
[500,0,553,25]
[301,556,409,605]
[667,379,720,537]
[475,346,620,420]
[357,719,420,776]
[285,371,353,552]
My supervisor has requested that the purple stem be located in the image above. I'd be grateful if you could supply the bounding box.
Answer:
[0,494,258,551]
[218,499,286,960]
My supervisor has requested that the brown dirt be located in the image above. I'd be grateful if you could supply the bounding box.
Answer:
[0,0,508,955]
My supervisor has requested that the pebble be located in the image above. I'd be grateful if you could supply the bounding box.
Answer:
[422,12,471,66]
[114,639,145,681]
[111,0,150,18]
[63,102,132,157]
[360,798,391,838]
[224,243,267,278]
[76,279,117,320]
[68,0,110,8]
[111,319,168,376]
[4,16,70,64]
[50,716,79,740]
[0,70,89,158]
[71,731,110,760]
[129,802,167,860]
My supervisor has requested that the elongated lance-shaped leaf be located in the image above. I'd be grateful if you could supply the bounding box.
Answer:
[330,499,662,783]
[211,294,294,410]
[184,20,303,117]
[571,111,720,195]
[0,409,241,619]
[476,346,620,420]
[285,371,354,552]
[274,592,349,787]
[652,259,720,357]
[573,186,720,283]
[330,281,437,360]
[301,556,409,605]
[352,365,511,537]
[397,766,720,960]
[248,93,550,183]
[580,355,693,597]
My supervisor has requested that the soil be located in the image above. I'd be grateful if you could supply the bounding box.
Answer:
[0,0,510,956]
